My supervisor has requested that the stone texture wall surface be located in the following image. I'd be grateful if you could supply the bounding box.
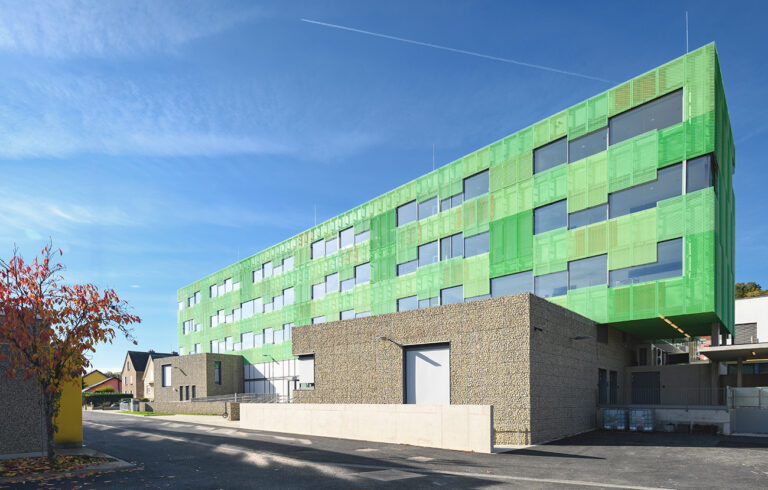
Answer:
[0,344,46,456]
[292,294,534,445]
[528,295,635,443]
[153,353,243,402]
[142,400,227,415]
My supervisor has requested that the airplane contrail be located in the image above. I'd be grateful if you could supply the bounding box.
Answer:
[301,18,615,84]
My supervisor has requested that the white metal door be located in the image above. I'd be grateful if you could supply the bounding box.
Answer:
[405,344,450,405]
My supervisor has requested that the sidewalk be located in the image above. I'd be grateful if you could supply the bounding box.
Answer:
[0,446,133,485]
[112,411,240,429]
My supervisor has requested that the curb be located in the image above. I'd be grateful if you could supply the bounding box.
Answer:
[0,448,134,484]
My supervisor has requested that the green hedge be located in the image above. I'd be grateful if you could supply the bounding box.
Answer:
[83,392,132,406]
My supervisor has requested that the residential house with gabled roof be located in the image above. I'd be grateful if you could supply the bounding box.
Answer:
[121,350,176,397]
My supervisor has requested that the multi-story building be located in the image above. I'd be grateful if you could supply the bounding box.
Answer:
[177,43,735,399]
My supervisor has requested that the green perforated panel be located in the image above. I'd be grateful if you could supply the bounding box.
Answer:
[177,43,734,358]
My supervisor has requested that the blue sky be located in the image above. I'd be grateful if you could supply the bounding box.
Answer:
[1,1,766,372]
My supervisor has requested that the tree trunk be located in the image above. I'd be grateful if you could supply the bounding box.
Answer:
[42,391,56,460]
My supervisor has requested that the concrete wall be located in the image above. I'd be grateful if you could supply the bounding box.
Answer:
[0,345,45,457]
[240,403,493,453]
[529,295,635,444]
[292,294,533,445]
[735,296,768,343]
[153,353,243,402]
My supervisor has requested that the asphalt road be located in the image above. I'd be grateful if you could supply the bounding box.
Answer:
[18,411,768,489]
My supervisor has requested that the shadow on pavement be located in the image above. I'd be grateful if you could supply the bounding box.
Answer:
[546,430,768,449]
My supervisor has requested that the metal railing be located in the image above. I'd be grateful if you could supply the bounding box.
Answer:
[189,393,290,403]
[599,387,727,407]
[730,387,768,409]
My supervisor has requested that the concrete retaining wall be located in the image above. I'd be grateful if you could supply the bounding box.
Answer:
[240,403,493,453]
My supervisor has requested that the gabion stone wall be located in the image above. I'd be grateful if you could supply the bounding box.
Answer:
[292,293,635,445]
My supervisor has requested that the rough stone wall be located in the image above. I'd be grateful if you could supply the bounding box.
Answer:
[528,295,633,443]
[142,400,227,415]
[0,344,46,456]
[153,353,243,402]
[292,294,533,445]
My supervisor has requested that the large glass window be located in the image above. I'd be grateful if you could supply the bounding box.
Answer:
[568,254,607,290]
[397,295,418,312]
[312,316,325,324]
[686,154,715,193]
[440,193,463,212]
[397,259,418,276]
[325,237,338,255]
[355,230,370,244]
[340,309,355,320]
[534,271,567,298]
[283,256,294,272]
[568,128,607,163]
[283,287,294,306]
[463,170,489,201]
[341,277,355,291]
[608,163,681,219]
[418,297,439,309]
[440,285,463,305]
[418,241,439,266]
[609,90,683,145]
[312,282,325,300]
[262,262,273,278]
[355,311,371,318]
[355,262,370,284]
[464,231,489,258]
[325,273,339,293]
[339,227,354,249]
[397,201,418,227]
[568,204,607,230]
[252,269,262,283]
[534,200,567,234]
[440,233,463,260]
[311,239,325,259]
[491,271,533,297]
[609,239,683,287]
[162,364,172,387]
[242,332,255,350]
[418,197,438,220]
[534,137,567,173]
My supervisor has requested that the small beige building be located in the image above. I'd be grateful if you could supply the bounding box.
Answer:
[152,353,243,402]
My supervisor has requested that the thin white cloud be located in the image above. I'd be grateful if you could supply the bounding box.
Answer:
[0,0,262,58]
[0,72,381,160]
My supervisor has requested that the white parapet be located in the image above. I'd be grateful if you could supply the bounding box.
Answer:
[240,403,493,453]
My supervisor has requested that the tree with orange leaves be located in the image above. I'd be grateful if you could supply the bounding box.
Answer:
[0,243,140,459]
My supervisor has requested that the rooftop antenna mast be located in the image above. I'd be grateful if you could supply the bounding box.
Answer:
[685,11,689,53]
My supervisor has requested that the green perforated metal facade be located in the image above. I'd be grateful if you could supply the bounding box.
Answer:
[177,43,734,360]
